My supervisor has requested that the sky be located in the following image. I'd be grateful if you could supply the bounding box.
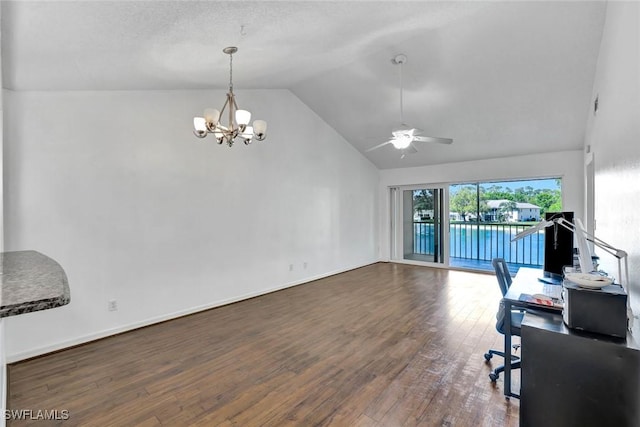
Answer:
[480,178,560,191]
[450,178,560,194]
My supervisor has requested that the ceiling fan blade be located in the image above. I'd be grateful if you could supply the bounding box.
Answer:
[400,144,418,159]
[413,135,454,145]
[365,140,393,152]
[404,144,418,154]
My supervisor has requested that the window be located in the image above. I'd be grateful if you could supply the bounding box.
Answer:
[449,178,562,271]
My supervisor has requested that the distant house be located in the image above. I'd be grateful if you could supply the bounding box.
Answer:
[485,200,541,222]
[413,210,434,221]
[449,212,477,222]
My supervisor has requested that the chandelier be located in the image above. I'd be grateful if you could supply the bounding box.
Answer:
[193,47,267,146]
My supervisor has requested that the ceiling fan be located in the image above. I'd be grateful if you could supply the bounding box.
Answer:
[366,54,453,157]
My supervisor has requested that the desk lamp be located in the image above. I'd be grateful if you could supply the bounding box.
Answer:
[513,217,633,331]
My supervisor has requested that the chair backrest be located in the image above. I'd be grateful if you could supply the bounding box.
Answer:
[495,300,507,333]
[492,258,512,297]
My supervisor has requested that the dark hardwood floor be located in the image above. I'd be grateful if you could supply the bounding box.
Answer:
[8,263,519,426]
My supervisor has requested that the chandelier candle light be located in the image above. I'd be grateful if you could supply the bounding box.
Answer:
[193,47,267,146]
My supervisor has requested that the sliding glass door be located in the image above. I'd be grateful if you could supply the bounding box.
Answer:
[390,178,562,271]
[390,186,447,265]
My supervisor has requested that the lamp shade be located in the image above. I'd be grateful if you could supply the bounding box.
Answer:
[241,126,254,138]
[193,117,207,138]
[204,108,220,125]
[193,117,206,131]
[235,110,251,126]
[241,126,254,144]
[253,120,267,135]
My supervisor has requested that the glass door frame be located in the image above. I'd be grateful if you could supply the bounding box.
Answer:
[389,184,450,268]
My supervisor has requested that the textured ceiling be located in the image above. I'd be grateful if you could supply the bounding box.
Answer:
[2,1,607,169]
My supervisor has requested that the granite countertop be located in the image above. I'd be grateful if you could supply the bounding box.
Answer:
[1,250,70,318]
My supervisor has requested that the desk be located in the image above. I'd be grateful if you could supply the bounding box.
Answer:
[502,267,561,398]
[520,312,640,427]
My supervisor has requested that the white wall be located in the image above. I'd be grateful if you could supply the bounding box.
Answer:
[0,5,7,421]
[378,150,584,260]
[584,1,640,321]
[2,89,380,361]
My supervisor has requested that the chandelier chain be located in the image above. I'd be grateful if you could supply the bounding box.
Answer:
[229,52,234,92]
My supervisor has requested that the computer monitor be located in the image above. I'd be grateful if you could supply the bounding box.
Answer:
[543,212,574,278]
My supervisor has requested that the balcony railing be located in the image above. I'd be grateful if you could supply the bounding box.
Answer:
[414,221,544,267]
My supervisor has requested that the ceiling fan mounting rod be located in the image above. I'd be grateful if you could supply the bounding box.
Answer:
[393,54,407,124]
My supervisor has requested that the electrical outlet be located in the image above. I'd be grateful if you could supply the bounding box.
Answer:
[108,300,118,311]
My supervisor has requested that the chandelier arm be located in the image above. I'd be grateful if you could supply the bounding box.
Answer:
[231,93,240,111]
[219,97,230,117]
[211,96,230,133]
[231,93,246,132]
[227,93,236,132]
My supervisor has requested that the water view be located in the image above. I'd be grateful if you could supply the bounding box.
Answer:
[404,177,560,269]
[414,222,545,267]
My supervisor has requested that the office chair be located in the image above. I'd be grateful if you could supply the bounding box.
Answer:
[484,258,524,382]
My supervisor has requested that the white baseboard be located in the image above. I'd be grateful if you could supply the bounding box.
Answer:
[6,261,376,363]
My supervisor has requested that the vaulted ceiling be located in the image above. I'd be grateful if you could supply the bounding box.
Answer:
[1,1,606,169]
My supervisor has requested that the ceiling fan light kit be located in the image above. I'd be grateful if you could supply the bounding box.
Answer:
[366,53,453,156]
[390,129,414,149]
[193,47,267,146]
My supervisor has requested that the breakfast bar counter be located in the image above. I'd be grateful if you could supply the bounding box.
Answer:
[1,250,70,318]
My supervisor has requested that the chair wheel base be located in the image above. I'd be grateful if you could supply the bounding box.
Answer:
[484,353,493,361]
[489,372,499,382]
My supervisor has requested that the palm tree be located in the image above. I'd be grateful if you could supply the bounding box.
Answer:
[498,200,517,222]
[413,190,434,220]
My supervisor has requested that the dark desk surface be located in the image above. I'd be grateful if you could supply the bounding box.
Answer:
[521,311,640,427]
